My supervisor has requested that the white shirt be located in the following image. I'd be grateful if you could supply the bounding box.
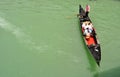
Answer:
[82,23,93,35]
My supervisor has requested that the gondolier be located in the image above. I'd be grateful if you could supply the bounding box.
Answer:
[77,5,90,21]
[85,5,90,17]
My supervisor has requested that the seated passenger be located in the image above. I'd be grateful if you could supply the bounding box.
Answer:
[82,21,93,39]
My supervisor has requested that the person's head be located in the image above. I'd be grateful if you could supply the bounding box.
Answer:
[88,22,91,25]
[84,21,91,25]
[85,5,90,12]
[86,4,88,7]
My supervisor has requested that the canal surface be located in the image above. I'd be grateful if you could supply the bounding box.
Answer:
[0,0,120,77]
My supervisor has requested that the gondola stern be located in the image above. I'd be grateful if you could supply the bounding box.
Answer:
[88,44,101,66]
[97,61,100,67]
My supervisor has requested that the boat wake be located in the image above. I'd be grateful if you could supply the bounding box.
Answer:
[0,16,48,53]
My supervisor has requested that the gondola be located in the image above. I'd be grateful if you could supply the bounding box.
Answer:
[78,5,101,66]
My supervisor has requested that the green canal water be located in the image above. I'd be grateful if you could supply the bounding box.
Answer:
[0,0,120,77]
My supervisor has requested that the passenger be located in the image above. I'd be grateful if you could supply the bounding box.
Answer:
[82,21,93,39]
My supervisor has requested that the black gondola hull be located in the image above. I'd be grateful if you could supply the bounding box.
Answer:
[78,5,101,66]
